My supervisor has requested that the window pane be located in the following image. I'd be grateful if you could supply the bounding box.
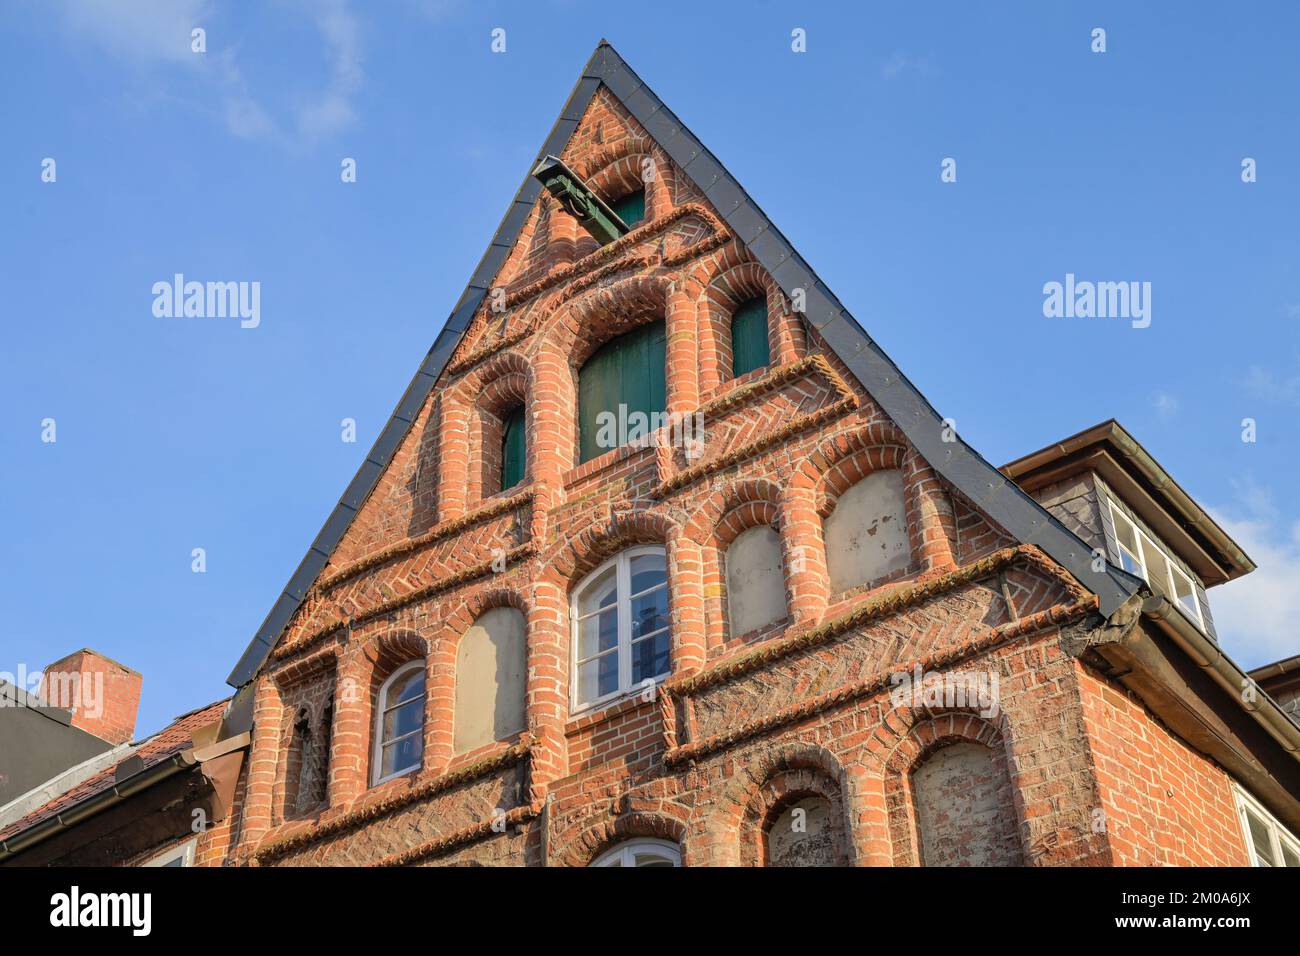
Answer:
[1117,548,1143,576]
[633,851,675,867]
[382,698,424,741]
[578,566,618,617]
[1142,539,1172,598]
[630,586,669,639]
[390,669,424,705]
[501,405,526,490]
[578,608,619,660]
[1282,842,1299,868]
[610,189,645,228]
[629,551,667,595]
[1247,810,1278,866]
[381,734,422,778]
[1172,568,1200,618]
[578,653,620,703]
[730,297,770,378]
[1113,510,1140,559]
[631,631,670,684]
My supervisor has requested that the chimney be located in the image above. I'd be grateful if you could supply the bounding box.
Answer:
[39,649,142,745]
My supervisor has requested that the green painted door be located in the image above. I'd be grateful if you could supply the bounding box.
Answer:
[578,320,666,463]
[501,405,526,489]
[730,298,770,377]
[610,189,646,229]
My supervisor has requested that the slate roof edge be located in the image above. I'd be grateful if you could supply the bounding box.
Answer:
[224,47,608,687]
[226,39,1138,689]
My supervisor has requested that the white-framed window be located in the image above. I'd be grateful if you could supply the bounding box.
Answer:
[371,660,425,785]
[1108,502,1204,628]
[1233,785,1300,867]
[591,838,681,867]
[571,545,671,711]
[141,838,196,868]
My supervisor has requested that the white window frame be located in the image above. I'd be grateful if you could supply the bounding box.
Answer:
[141,837,196,867]
[371,660,426,786]
[591,838,681,867]
[1107,502,1204,628]
[570,545,671,713]
[1233,784,1300,867]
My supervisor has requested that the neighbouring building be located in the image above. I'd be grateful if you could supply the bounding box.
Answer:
[4,42,1298,867]
[0,651,247,866]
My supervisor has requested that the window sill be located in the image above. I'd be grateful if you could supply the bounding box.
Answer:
[566,685,662,733]
[564,441,654,487]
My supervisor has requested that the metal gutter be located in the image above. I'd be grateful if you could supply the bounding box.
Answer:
[0,752,193,861]
[1002,420,1255,582]
[1248,653,1300,683]
[1142,595,1300,756]
[0,732,252,863]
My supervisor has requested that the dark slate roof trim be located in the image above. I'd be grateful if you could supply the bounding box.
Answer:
[227,40,1137,688]
[225,52,607,687]
[585,44,1139,618]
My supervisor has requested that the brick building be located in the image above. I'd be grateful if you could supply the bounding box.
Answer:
[5,41,1298,868]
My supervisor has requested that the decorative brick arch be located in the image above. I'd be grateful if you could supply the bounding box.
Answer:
[677,243,803,396]
[425,587,532,771]
[573,130,675,221]
[704,263,801,393]
[684,479,787,652]
[269,654,338,826]
[715,741,859,866]
[543,506,678,586]
[780,423,956,623]
[741,767,851,867]
[869,709,1025,867]
[532,273,675,474]
[438,350,534,519]
[556,807,690,868]
[351,630,431,787]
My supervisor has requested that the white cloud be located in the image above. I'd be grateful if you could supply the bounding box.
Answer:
[49,0,362,143]
[294,0,363,141]
[1208,482,1300,669]
[57,0,209,64]
[880,51,933,80]
[1243,362,1300,406]
[1154,392,1179,419]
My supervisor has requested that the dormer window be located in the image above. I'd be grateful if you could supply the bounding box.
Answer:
[610,189,646,229]
[1109,502,1203,627]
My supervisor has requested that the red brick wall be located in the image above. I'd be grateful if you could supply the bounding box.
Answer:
[189,87,1265,869]
[40,649,142,745]
[1075,663,1250,866]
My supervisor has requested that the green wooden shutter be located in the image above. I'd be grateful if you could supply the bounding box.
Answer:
[610,190,646,229]
[578,320,666,463]
[730,298,770,378]
[501,405,526,489]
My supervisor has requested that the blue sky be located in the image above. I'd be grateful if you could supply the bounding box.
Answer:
[2,1,1298,737]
